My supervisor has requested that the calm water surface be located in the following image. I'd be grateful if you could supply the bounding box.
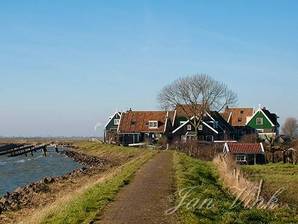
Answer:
[0,148,82,196]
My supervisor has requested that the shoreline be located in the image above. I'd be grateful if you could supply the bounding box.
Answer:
[0,148,110,215]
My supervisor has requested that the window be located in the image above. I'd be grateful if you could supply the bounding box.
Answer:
[256,117,264,125]
[206,135,214,142]
[187,124,192,131]
[198,124,203,131]
[114,119,120,125]
[236,155,247,162]
[149,121,158,129]
[213,121,219,128]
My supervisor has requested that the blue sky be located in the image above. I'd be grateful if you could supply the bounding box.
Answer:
[0,1,298,137]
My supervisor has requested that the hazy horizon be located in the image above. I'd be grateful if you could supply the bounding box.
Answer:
[1,1,298,137]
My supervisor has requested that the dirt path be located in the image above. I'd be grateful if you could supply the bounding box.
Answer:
[93,151,177,224]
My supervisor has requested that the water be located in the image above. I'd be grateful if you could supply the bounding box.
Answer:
[0,148,82,196]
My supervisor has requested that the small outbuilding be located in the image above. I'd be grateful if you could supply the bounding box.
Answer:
[223,142,265,165]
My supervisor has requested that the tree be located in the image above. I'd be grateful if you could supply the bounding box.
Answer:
[282,117,298,139]
[158,74,237,138]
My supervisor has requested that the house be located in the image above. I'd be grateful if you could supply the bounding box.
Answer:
[246,107,280,140]
[117,110,174,146]
[104,112,121,144]
[221,107,256,139]
[223,142,266,165]
[171,105,235,142]
[221,106,280,140]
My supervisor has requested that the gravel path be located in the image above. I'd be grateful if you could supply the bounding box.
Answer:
[92,151,177,224]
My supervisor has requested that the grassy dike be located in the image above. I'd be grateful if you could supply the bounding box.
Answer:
[241,163,298,210]
[29,147,156,224]
[173,152,298,224]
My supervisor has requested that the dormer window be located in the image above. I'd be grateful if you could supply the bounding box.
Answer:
[114,119,120,125]
[149,121,158,129]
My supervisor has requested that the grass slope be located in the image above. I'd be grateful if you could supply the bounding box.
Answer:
[174,152,298,224]
[72,141,147,163]
[241,163,298,210]
[39,152,155,224]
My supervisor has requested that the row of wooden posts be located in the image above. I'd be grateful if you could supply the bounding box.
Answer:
[0,144,60,157]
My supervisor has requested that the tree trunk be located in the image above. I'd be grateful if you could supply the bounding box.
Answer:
[194,119,199,141]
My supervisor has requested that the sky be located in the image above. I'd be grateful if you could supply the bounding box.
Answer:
[1,0,298,137]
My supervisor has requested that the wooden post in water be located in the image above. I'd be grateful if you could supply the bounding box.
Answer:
[43,146,47,157]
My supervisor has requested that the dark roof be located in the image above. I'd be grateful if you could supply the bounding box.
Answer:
[225,143,264,154]
[262,109,279,126]
[118,111,169,133]
[209,111,234,132]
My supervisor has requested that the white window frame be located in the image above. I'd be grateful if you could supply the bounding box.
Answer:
[236,155,247,162]
[198,124,203,131]
[187,124,192,131]
[256,117,264,125]
[114,119,120,125]
[148,120,158,129]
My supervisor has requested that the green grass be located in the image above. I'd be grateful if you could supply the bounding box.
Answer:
[241,163,298,210]
[39,150,156,224]
[173,152,298,224]
[72,141,149,163]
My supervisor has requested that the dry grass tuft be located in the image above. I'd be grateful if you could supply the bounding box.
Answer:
[213,155,263,209]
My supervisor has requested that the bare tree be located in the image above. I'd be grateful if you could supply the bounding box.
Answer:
[158,74,237,138]
[282,117,298,139]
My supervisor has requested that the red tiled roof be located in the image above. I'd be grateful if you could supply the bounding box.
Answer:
[221,107,254,127]
[226,143,264,154]
[118,111,169,133]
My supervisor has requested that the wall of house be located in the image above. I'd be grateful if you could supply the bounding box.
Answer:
[119,133,143,146]
[247,111,274,131]
[234,153,265,165]
[105,113,121,144]
[105,113,121,131]
[173,123,220,142]
[119,132,164,146]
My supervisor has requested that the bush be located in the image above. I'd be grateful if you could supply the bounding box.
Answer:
[171,140,222,161]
